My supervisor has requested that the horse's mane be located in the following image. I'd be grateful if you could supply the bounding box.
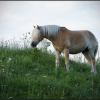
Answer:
[40,25,60,36]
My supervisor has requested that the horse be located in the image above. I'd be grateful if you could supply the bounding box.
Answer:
[31,25,98,74]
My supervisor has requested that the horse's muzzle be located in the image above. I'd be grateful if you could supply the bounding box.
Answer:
[31,41,38,47]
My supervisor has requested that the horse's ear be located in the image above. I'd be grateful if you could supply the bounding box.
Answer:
[33,25,36,28]
[37,25,40,29]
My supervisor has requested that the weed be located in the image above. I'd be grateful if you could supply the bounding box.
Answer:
[0,33,100,99]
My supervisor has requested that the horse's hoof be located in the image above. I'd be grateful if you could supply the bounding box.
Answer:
[91,71,98,75]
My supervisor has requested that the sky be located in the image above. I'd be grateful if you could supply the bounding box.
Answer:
[0,1,100,54]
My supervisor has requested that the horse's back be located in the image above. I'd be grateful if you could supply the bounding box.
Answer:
[66,29,98,54]
[68,30,89,53]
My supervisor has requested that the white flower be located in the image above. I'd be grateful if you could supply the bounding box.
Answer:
[34,68,38,71]
[1,65,4,67]
[8,97,13,99]
[43,76,46,77]
[53,87,55,88]
[8,58,12,61]
[2,69,5,72]
[26,74,29,76]
[7,58,12,63]
[76,84,78,86]
[9,72,12,74]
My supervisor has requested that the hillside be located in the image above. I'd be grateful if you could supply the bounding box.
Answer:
[0,45,100,99]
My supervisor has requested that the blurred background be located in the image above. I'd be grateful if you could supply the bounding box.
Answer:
[0,1,100,62]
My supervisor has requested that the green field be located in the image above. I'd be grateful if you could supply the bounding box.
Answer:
[0,35,100,99]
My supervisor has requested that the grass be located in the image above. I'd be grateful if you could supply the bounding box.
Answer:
[0,34,100,99]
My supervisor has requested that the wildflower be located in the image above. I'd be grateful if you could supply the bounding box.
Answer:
[7,58,12,63]
[75,77,77,80]
[2,69,5,72]
[53,87,55,88]
[76,84,78,86]
[8,58,11,61]
[8,97,13,99]
[1,65,4,67]
[43,76,46,77]
[9,72,12,74]
[26,74,29,76]
[34,68,38,71]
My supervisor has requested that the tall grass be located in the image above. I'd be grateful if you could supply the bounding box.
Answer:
[0,33,100,99]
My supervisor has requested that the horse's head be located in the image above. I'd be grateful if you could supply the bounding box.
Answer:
[31,25,44,48]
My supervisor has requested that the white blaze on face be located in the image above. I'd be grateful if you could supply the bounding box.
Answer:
[31,28,40,42]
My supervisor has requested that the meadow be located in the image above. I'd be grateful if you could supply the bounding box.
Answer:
[0,33,100,99]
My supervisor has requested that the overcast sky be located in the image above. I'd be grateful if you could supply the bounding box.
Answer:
[0,1,100,52]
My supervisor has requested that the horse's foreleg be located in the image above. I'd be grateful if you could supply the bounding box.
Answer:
[55,50,60,68]
[64,49,69,71]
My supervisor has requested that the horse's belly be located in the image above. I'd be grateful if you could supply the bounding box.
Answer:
[69,39,89,54]
[69,46,87,54]
[69,31,89,54]
[70,49,82,54]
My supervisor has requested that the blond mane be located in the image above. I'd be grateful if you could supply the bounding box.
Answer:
[40,25,60,36]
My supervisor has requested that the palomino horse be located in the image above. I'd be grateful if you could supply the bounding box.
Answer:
[31,25,98,74]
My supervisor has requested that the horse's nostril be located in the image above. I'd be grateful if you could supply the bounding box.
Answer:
[31,42,33,47]
[31,41,38,47]
[31,42,35,47]
[32,42,34,46]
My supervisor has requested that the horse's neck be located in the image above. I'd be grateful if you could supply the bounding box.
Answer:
[43,32,57,44]
[40,25,60,43]
[44,33,51,41]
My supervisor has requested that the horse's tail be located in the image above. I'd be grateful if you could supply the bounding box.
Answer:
[94,41,98,57]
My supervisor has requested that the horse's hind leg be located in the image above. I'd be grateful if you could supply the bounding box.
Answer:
[82,51,91,65]
[89,50,97,74]
[82,50,97,74]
